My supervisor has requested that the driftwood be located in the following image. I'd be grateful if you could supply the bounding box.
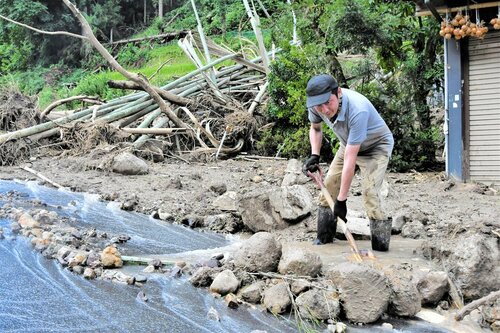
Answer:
[454,290,500,321]
[20,166,65,189]
[40,95,103,119]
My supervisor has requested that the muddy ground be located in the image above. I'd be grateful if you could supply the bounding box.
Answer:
[1,150,499,331]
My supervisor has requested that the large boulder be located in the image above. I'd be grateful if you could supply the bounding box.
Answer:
[422,230,500,300]
[385,268,421,317]
[238,186,313,232]
[416,271,449,305]
[281,159,308,186]
[212,191,239,211]
[209,270,239,295]
[262,282,291,315]
[278,248,322,277]
[233,232,281,273]
[111,152,148,175]
[295,288,341,321]
[325,263,390,324]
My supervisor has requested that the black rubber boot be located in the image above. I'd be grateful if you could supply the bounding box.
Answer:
[313,206,337,245]
[370,218,392,251]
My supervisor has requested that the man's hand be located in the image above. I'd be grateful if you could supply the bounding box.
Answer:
[334,199,347,222]
[302,154,320,175]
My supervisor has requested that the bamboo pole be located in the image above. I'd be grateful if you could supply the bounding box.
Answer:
[133,117,170,149]
[122,128,187,135]
[248,81,268,115]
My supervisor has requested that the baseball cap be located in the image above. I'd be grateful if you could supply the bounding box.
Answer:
[306,74,339,108]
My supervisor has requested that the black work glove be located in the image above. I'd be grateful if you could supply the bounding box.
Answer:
[334,199,347,222]
[302,154,320,175]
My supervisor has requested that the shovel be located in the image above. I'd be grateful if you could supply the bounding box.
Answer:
[307,169,366,262]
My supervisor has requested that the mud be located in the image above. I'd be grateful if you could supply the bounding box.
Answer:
[0,137,499,330]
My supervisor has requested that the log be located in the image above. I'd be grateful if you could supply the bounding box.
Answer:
[107,80,191,106]
[455,290,500,321]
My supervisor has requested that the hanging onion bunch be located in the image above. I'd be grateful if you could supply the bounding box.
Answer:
[491,16,500,30]
[439,12,488,39]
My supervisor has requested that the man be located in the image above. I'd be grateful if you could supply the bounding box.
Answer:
[302,74,394,251]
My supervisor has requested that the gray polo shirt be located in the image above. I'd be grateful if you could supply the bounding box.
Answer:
[308,88,394,155]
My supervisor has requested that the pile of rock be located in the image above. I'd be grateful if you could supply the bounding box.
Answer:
[187,232,469,326]
[0,203,140,284]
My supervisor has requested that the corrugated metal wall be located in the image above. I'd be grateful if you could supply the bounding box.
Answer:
[467,31,500,184]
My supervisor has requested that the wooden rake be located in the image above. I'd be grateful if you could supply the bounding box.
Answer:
[307,169,371,262]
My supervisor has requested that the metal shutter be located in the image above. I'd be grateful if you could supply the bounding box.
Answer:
[468,31,500,184]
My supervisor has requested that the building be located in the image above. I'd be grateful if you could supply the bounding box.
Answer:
[416,0,500,185]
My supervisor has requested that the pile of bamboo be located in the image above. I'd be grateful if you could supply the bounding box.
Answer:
[0,34,271,161]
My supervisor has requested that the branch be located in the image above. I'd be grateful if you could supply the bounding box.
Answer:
[40,95,103,119]
[0,14,87,40]
[455,290,500,321]
[61,0,188,130]
[107,80,190,106]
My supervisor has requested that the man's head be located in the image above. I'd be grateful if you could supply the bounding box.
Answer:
[306,74,339,109]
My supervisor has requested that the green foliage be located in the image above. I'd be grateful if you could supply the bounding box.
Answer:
[116,42,152,67]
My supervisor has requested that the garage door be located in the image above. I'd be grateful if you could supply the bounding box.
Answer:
[468,31,500,184]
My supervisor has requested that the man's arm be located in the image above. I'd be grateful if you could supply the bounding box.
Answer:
[310,123,323,155]
[337,143,361,201]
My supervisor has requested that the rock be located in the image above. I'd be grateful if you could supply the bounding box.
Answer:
[291,279,312,295]
[83,268,96,279]
[416,271,449,305]
[137,141,164,162]
[210,270,239,295]
[199,258,220,268]
[209,183,227,195]
[170,266,182,278]
[224,293,239,309]
[278,248,322,277]
[190,266,221,287]
[72,266,84,275]
[325,263,390,323]
[181,215,204,228]
[233,232,282,273]
[422,232,500,300]
[204,213,242,234]
[100,246,123,268]
[391,214,407,234]
[238,186,313,232]
[213,191,239,211]
[296,288,340,321]
[401,221,425,239]
[385,268,421,316]
[262,282,291,315]
[482,298,500,326]
[148,259,163,268]
[111,152,148,175]
[158,209,174,222]
[68,252,88,267]
[252,175,263,183]
[268,185,313,221]
[114,271,134,285]
[86,251,101,268]
[281,159,308,186]
[143,265,155,273]
[240,281,265,303]
[18,213,40,229]
[135,275,147,283]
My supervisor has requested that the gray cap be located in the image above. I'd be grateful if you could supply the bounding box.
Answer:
[306,74,338,108]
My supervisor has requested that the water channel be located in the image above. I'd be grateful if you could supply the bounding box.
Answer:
[0,180,466,332]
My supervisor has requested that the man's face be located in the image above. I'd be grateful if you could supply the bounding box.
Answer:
[314,88,341,119]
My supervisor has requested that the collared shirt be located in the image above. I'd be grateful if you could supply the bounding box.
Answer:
[308,88,394,155]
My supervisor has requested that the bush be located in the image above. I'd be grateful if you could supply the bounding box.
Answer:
[263,45,336,160]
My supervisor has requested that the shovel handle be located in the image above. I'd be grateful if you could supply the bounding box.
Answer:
[307,169,363,262]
